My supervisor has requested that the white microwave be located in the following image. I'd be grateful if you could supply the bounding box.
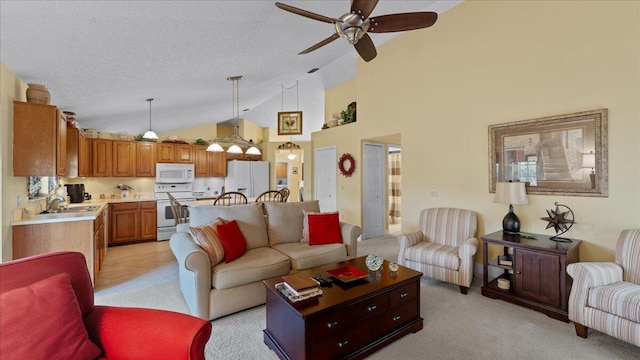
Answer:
[156,163,195,183]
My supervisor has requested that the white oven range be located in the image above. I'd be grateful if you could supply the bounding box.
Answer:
[155,183,195,241]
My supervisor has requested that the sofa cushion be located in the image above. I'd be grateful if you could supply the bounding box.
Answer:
[0,273,102,360]
[272,242,347,270]
[588,281,640,322]
[216,220,247,263]
[189,202,269,249]
[306,212,342,245]
[404,242,460,270]
[212,247,291,290]
[190,218,226,265]
[264,201,320,245]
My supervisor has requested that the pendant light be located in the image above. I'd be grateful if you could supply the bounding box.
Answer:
[207,76,261,155]
[142,98,158,140]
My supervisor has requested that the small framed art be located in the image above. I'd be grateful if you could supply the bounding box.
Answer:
[278,111,303,135]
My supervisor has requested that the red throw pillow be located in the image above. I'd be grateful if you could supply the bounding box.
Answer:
[0,273,102,360]
[308,212,343,245]
[216,220,247,263]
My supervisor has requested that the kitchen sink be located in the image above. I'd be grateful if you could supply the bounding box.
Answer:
[39,205,97,214]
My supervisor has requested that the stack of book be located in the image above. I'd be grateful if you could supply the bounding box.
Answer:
[276,274,322,303]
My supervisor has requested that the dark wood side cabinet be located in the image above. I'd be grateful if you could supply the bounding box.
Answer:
[480,231,581,322]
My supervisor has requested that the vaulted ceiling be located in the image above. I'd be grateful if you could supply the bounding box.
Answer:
[1,0,459,140]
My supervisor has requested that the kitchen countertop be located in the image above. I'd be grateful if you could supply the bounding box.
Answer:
[11,196,157,226]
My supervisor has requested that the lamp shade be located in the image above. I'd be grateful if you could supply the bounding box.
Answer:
[206,142,223,152]
[227,144,243,154]
[142,130,158,140]
[582,152,595,168]
[246,146,261,155]
[494,182,529,205]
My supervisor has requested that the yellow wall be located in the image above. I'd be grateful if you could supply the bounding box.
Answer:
[324,79,356,124]
[157,122,217,144]
[314,0,640,262]
[1,62,29,261]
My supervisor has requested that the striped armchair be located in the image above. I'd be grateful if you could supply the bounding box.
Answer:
[566,229,640,347]
[398,208,478,294]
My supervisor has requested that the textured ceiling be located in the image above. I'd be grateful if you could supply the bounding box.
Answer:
[1,0,459,140]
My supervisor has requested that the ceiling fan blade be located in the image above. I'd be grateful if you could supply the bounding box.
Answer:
[368,12,438,33]
[275,2,338,24]
[298,33,340,55]
[354,33,377,62]
[351,0,379,20]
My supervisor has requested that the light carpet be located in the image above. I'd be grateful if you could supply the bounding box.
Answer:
[95,236,640,359]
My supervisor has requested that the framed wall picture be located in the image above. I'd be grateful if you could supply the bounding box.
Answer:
[488,108,608,197]
[278,111,303,135]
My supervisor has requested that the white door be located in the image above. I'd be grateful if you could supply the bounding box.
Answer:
[363,142,385,239]
[314,146,337,212]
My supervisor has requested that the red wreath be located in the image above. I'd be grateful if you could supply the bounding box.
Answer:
[338,153,356,177]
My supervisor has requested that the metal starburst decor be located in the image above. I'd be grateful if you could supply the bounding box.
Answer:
[540,202,575,242]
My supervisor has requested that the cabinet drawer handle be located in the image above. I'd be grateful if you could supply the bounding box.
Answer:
[368,304,378,312]
[516,271,522,274]
[393,315,402,322]
[327,321,339,328]
[400,292,409,298]
[337,340,349,348]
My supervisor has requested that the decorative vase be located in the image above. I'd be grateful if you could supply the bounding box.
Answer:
[26,84,51,104]
[365,254,383,271]
[121,190,129,199]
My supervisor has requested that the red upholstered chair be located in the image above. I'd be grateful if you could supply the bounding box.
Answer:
[0,251,211,360]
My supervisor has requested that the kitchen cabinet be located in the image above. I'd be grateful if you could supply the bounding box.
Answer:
[13,101,67,176]
[109,201,157,246]
[225,151,262,161]
[157,143,194,163]
[194,145,227,177]
[480,231,581,322]
[92,139,113,177]
[112,140,136,177]
[67,127,92,177]
[12,207,107,284]
[136,142,156,177]
[275,162,288,178]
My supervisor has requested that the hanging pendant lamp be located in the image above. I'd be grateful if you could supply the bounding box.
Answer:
[207,76,261,155]
[142,98,158,140]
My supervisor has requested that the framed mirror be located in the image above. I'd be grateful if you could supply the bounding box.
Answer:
[489,109,608,197]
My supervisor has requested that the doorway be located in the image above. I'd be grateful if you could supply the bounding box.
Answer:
[362,142,385,239]
[274,148,303,202]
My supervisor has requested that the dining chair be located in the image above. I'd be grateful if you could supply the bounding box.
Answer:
[278,187,290,202]
[255,190,283,203]
[213,191,248,206]
[167,192,189,225]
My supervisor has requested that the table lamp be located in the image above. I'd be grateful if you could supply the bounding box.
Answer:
[494,181,529,234]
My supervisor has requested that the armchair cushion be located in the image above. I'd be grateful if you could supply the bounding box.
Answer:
[588,282,640,323]
[0,273,101,360]
[404,242,460,270]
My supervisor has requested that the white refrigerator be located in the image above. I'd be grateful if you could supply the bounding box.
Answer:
[224,160,269,198]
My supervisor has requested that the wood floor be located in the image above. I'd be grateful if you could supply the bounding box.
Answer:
[95,241,175,292]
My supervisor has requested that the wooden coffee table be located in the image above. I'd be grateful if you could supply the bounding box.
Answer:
[263,256,423,360]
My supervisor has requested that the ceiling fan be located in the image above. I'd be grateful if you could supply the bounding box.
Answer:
[275,0,438,62]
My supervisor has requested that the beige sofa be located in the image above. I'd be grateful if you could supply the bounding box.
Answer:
[169,201,361,320]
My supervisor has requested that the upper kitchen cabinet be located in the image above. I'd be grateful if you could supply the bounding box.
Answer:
[194,146,227,177]
[112,141,136,177]
[136,142,156,177]
[92,139,113,177]
[157,143,193,163]
[66,127,92,177]
[13,101,67,176]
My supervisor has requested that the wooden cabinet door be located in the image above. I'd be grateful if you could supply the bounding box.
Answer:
[209,151,227,177]
[78,133,92,177]
[156,143,175,163]
[276,162,288,178]
[514,249,561,307]
[194,146,210,177]
[175,144,194,163]
[56,110,67,176]
[92,139,113,177]
[112,141,136,177]
[12,101,58,176]
[109,203,139,245]
[136,142,156,177]
[140,201,157,240]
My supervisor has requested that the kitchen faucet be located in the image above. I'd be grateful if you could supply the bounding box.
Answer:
[46,194,65,212]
